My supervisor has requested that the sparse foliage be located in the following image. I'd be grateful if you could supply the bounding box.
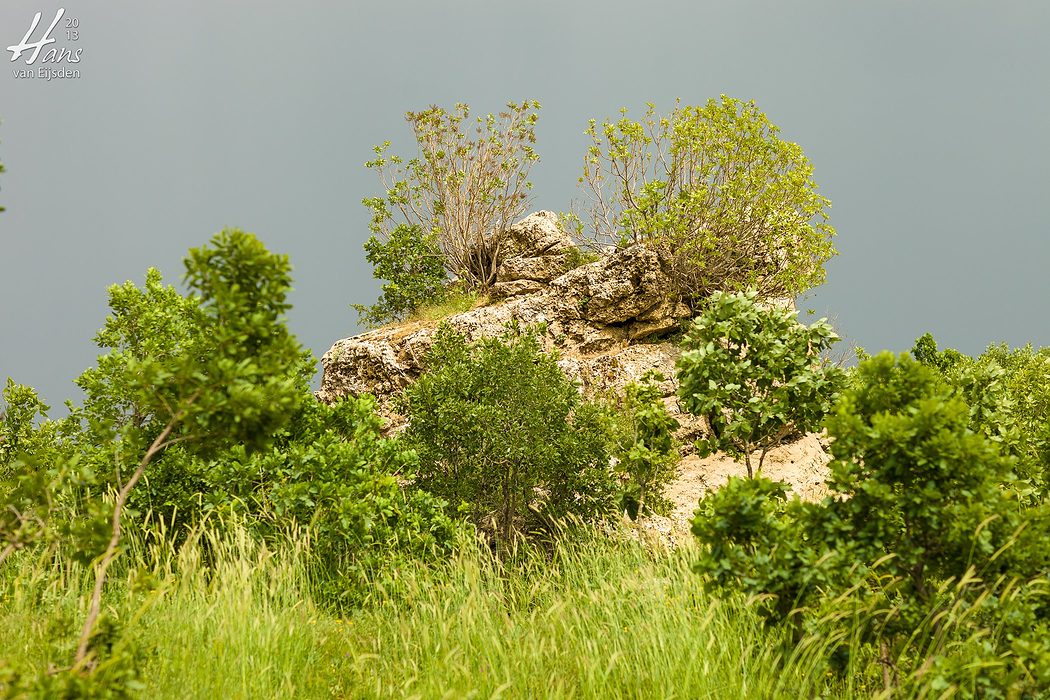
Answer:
[581,96,835,304]
[360,100,541,323]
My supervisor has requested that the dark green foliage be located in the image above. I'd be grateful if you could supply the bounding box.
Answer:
[677,290,845,477]
[352,224,448,328]
[399,324,616,551]
[692,477,819,624]
[692,351,1050,694]
[607,373,679,518]
[214,395,457,605]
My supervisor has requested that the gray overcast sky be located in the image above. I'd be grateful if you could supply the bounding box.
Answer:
[1,1,1048,410]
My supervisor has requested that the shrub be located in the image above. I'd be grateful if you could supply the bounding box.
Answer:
[580,96,835,304]
[204,395,458,607]
[607,372,679,518]
[692,351,1050,694]
[677,290,844,478]
[359,100,541,325]
[911,333,1050,501]
[399,324,616,552]
[352,223,448,328]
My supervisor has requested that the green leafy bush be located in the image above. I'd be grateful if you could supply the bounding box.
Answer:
[692,351,1050,694]
[581,96,835,304]
[399,324,616,552]
[352,223,448,328]
[912,333,1050,501]
[677,290,845,477]
[359,100,541,325]
[216,395,457,606]
[606,373,679,518]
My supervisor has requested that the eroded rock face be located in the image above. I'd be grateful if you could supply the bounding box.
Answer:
[493,211,577,296]
[320,211,830,522]
[320,212,693,423]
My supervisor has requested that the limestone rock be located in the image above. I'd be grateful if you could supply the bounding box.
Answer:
[320,210,831,521]
[320,212,692,423]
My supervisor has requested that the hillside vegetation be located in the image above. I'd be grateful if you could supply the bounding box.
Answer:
[3,101,1049,698]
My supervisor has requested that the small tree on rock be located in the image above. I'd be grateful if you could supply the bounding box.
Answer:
[358,101,541,325]
[677,290,844,478]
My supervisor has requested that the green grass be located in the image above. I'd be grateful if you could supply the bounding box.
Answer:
[10,522,1012,698]
[0,524,854,699]
[405,289,486,326]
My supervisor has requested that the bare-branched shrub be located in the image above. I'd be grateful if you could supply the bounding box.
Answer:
[362,101,541,302]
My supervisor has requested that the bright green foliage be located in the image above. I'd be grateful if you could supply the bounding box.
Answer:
[399,324,616,551]
[68,231,316,541]
[912,333,1050,501]
[59,230,314,667]
[607,372,679,518]
[693,352,1050,695]
[74,231,311,458]
[352,223,448,328]
[581,96,835,304]
[911,331,965,373]
[215,396,457,606]
[0,382,111,569]
[1,380,52,470]
[677,290,845,478]
[362,100,541,316]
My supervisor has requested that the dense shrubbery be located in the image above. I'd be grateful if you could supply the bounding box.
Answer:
[691,349,1050,694]
[399,324,617,552]
[911,332,1050,501]
[0,232,459,687]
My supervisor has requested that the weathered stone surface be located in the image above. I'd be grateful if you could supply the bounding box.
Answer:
[320,210,830,516]
[319,212,693,424]
[499,210,576,261]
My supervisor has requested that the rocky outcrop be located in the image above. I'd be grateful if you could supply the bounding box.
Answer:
[492,210,577,298]
[319,211,694,421]
[320,211,831,529]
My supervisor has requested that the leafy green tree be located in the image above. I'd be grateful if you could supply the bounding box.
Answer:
[399,324,615,552]
[677,290,844,478]
[607,372,679,518]
[581,96,836,304]
[67,229,308,668]
[360,100,541,321]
